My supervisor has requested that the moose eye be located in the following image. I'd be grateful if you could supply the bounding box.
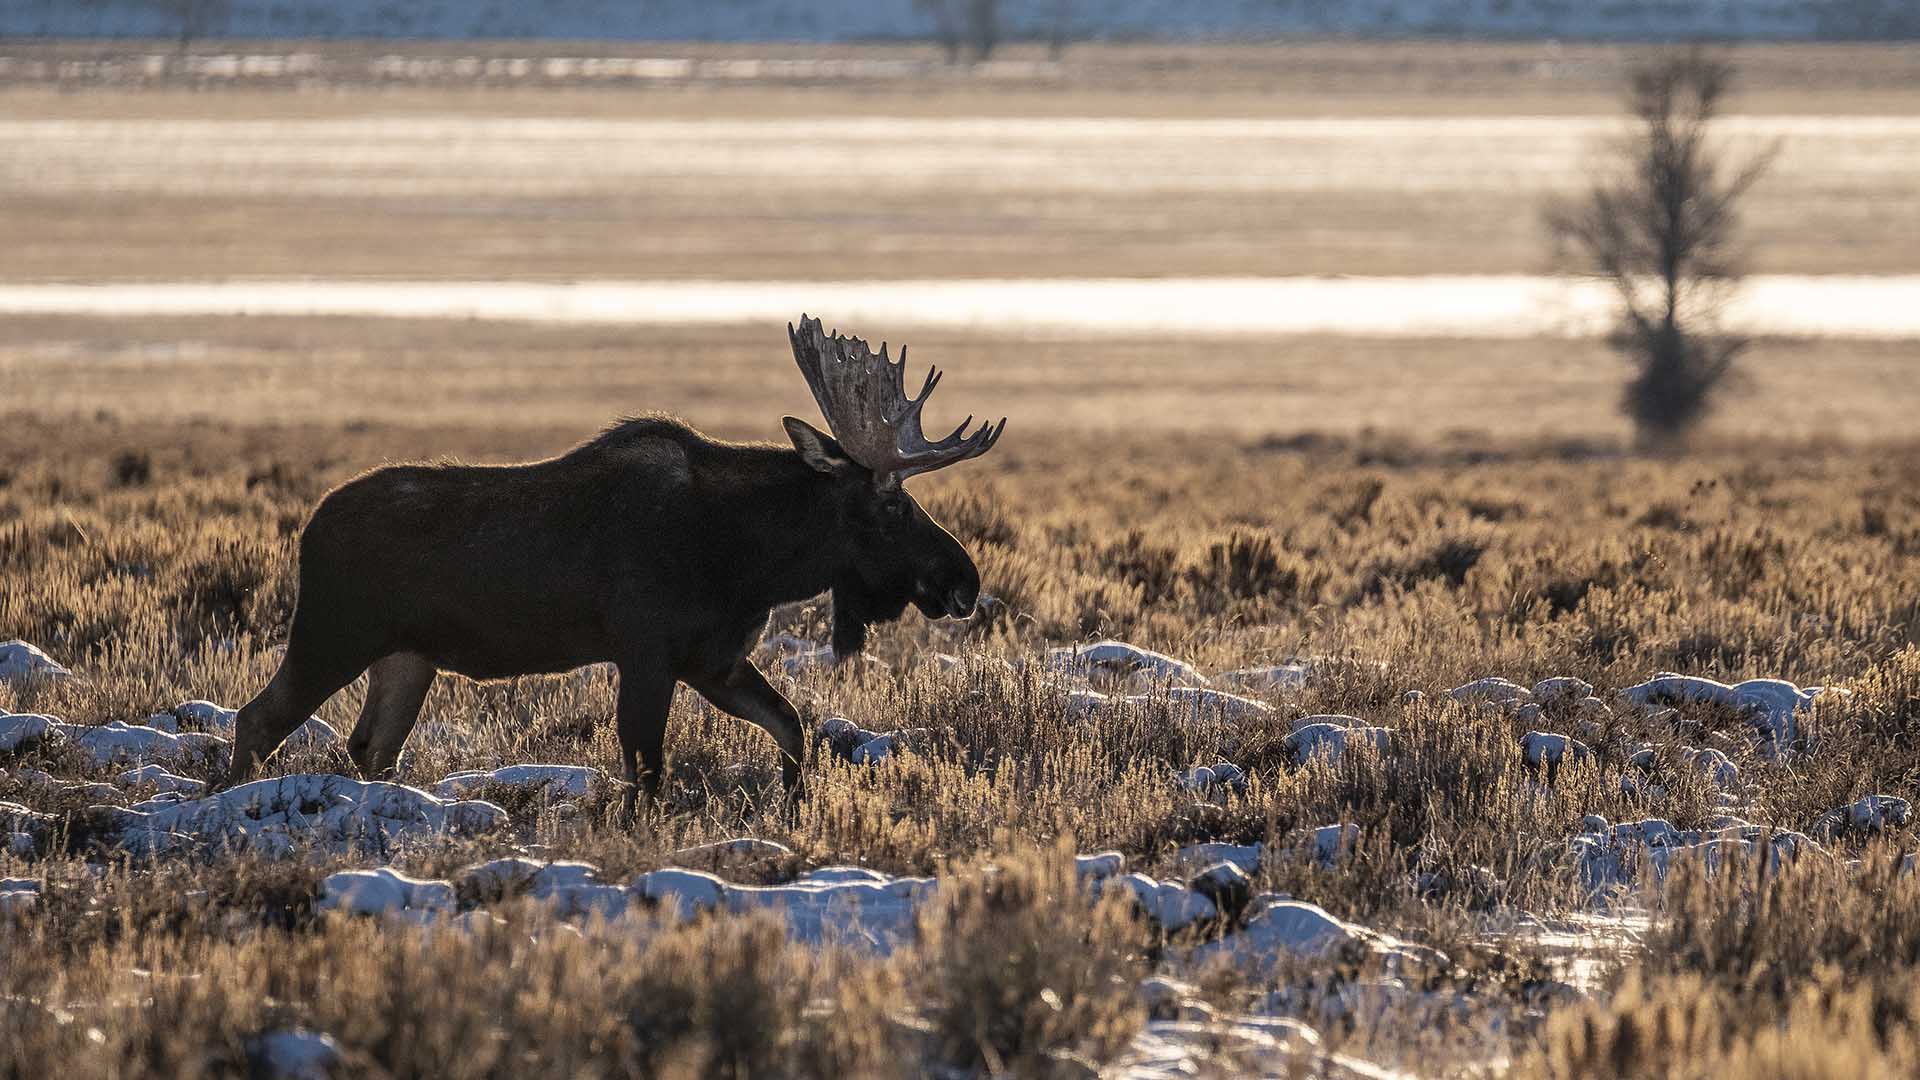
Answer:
[882,496,909,520]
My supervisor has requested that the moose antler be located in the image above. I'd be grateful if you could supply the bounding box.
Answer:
[788,314,1006,485]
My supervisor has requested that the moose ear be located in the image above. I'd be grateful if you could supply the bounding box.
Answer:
[783,416,854,475]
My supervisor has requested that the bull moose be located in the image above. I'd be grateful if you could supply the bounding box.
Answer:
[219,316,1006,820]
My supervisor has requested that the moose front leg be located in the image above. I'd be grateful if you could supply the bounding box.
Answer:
[613,661,677,826]
[689,660,808,802]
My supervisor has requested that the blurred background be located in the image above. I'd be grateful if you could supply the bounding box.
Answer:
[1,2,1916,451]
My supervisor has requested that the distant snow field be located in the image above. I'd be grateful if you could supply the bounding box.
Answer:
[1,275,1916,338]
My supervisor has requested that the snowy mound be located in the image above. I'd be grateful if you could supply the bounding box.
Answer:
[1216,663,1312,693]
[0,712,57,753]
[817,717,939,764]
[635,864,938,949]
[99,773,507,856]
[433,764,605,800]
[247,1029,343,1080]
[1813,795,1911,841]
[1047,641,1206,688]
[320,866,458,920]
[761,633,836,675]
[0,877,41,916]
[1065,687,1271,726]
[758,634,889,678]
[115,764,208,796]
[300,846,1384,958]
[1177,761,1247,795]
[1448,677,1533,705]
[156,700,341,752]
[1570,816,1826,895]
[1283,721,1391,765]
[53,721,229,769]
[0,641,70,685]
[1620,674,1820,757]
[1161,687,1273,723]
[1178,825,1357,875]
[1522,731,1593,769]
[1191,898,1441,973]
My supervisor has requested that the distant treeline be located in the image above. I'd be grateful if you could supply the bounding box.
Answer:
[4,0,1919,43]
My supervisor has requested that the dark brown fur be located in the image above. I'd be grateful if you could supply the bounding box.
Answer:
[221,413,982,818]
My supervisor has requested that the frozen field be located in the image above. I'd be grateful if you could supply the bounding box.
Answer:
[1,274,1917,338]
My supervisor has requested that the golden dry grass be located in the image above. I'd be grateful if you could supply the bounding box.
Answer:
[2,315,1917,445]
[4,408,1919,1074]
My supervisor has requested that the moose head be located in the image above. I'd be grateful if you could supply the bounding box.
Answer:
[783,315,1006,657]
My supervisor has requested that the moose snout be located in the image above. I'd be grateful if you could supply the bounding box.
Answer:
[913,576,978,620]
[945,583,978,619]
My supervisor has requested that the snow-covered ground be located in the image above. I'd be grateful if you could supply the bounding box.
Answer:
[3,634,1905,1077]
[1,275,1917,340]
[2,0,1905,42]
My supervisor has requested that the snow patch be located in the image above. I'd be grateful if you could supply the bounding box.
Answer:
[164,700,341,752]
[247,1028,343,1080]
[319,866,457,920]
[97,773,506,856]
[115,764,208,796]
[1531,677,1596,705]
[432,764,604,800]
[1216,663,1311,693]
[1291,714,1363,732]
[1192,898,1433,971]
[1448,677,1532,706]
[850,727,936,764]
[1101,872,1217,931]
[1314,823,1360,865]
[1681,747,1740,791]
[818,717,937,764]
[1521,731,1592,769]
[1177,761,1247,795]
[1620,674,1818,757]
[1115,1013,1401,1080]
[0,641,70,685]
[1179,841,1263,875]
[52,721,229,769]
[0,713,57,753]
[670,837,795,863]
[633,863,937,949]
[0,877,39,916]
[1284,722,1390,765]
[1048,641,1205,688]
[1814,795,1911,840]
[1571,816,1825,894]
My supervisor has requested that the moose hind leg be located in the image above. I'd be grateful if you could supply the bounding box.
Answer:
[689,660,807,800]
[347,652,436,780]
[614,661,676,826]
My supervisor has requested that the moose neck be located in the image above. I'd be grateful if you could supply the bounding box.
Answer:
[726,456,850,610]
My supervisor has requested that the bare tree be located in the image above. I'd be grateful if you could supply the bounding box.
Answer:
[966,0,999,61]
[917,0,965,63]
[1546,48,1775,449]
[917,0,998,62]
[158,0,230,53]
[1047,0,1073,61]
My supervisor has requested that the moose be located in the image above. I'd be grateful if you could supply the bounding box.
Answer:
[218,315,1006,820]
